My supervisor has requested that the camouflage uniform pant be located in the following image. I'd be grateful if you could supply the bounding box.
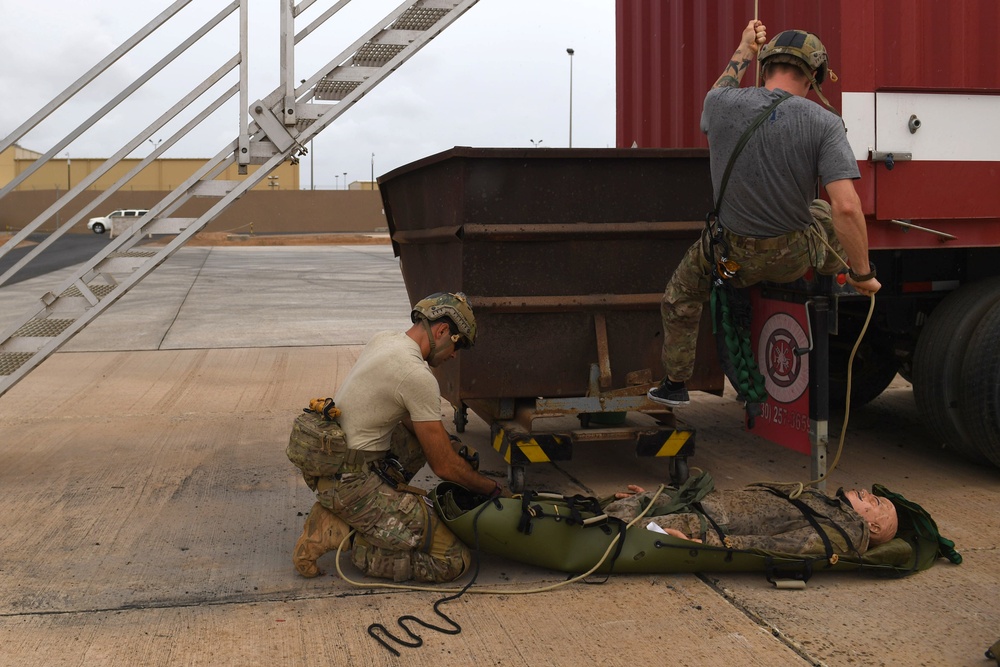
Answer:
[660,199,846,381]
[315,424,471,583]
[604,483,869,555]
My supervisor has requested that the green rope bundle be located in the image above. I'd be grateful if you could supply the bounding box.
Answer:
[711,284,768,404]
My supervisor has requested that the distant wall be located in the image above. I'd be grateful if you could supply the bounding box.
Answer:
[0,189,387,234]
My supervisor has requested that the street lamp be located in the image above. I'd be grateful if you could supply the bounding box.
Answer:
[371,153,375,190]
[343,171,347,190]
[65,152,71,189]
[566,48,574,148]
[335,174,339,190]
[148,138,163,151]
[530,139,543,148]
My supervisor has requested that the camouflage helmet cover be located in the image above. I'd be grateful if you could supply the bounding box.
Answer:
[758,30,829,84]
[411,292,477,347]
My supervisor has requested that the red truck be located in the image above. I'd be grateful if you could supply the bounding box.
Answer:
[616,0,1000,468]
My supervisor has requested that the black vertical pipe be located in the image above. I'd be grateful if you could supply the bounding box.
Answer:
[810,297,830,424]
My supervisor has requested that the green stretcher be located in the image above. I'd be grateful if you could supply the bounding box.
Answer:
[431,482,961,582]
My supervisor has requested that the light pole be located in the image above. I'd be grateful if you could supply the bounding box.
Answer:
[530,139,543,148]
[335,174,339,190]
[566,48,574,148]
[148,138,162,152]
[65,153,71,189]
[371,153,375,190]
[343,171,347,190]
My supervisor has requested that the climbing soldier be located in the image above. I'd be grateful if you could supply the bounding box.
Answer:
[648,20,881,407]
[291,292,507,582]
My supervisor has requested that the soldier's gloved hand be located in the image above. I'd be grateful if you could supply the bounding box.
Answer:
[457,444,480,471]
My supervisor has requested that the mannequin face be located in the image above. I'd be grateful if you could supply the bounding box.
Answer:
[845,489,898,546]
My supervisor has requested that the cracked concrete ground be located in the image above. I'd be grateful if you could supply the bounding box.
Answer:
[0,244,996,666]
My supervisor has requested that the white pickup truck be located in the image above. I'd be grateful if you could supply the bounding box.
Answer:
[87,209,148,234]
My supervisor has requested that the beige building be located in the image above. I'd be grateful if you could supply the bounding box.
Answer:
[0,145,387,234]
[0,144,299,192]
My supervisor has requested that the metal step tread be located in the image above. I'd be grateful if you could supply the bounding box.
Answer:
[13,318,75,338]
[0,353,32,376]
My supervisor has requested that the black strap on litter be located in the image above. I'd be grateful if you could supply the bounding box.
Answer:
[760,487,861,563]
[516,491,604,536]
[765,555,817,585]
[581,516,630,585]
[692,501,729,545]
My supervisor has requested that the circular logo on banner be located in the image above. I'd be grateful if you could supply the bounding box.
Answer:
[757,313,809,404]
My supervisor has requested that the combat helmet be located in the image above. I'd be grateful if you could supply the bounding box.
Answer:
[759,30,828,83]
[758,29,838,114]
[411,292,477,348]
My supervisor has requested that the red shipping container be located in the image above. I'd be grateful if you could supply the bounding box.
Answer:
[616,0,1000,248]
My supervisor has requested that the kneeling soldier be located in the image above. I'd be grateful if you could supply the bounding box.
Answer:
[291,292,506,582]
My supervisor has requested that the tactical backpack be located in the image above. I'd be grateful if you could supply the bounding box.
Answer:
[286,398,348,478]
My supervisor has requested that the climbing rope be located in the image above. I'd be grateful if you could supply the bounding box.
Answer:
[711,282,768,408]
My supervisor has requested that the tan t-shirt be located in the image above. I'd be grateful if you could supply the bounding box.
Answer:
[334,331,443,451]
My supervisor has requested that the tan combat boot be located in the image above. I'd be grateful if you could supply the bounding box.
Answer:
[292,502,351,578]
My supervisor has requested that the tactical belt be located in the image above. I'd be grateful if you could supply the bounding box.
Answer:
[722,228,798,251]
[336,448,390,475]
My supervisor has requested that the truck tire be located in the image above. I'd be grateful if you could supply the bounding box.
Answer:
[829,315,898,409]
[912,278,1000,463]
[958,299,1000,467]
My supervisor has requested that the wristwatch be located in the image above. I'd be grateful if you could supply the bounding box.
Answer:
[848,261,877,282]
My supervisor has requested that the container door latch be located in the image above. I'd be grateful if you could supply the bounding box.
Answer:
[869,151,912,171]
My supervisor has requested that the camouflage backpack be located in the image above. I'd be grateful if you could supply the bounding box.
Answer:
[286,398,348,478]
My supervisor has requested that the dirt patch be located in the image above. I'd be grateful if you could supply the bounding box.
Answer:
[0,233,37,249]
[148,232,392,247]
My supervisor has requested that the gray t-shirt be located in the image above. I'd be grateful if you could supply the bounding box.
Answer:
[701,86,860,238]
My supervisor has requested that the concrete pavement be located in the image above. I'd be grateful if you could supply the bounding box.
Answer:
[0,244,997,666]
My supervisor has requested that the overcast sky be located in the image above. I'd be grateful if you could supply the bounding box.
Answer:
[1,0,616,189]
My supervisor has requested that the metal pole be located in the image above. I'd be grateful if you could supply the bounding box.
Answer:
[809,297,830,490]
[371,153,374,189]
[343,171,347,190]
[566,48,574,148]
[310,140,315,190]
[65,154,71,189]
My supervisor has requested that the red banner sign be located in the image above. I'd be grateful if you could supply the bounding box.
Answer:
[749,292,812,454]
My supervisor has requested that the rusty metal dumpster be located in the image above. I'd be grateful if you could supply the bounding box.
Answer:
[379,147,724,490]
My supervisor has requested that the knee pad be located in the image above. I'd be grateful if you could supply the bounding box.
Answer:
[351,535,413,582]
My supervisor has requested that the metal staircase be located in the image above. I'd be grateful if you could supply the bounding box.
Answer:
[0,0,479,398]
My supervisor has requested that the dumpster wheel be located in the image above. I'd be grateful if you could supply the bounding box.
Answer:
[670,457,690,486]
